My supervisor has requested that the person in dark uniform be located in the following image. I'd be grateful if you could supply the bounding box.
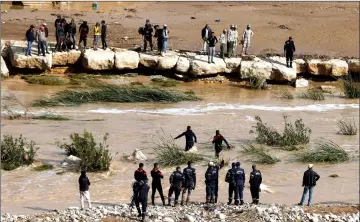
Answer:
[212,130,231,158]
[143,19,153,51]
[78,21,89,49]
[205,160,225,204]
[101,20,108,49]
[135,180,150,222]
[284,36,296,68]
[154,25,163,54]
[174,126,197,151]
[225,162,236,204]
[151,163,165,206]
[168,166,184,206]
[233,162,245,205]
[249,164,262,204]
[131,163,148,208]
[181,161,196,206]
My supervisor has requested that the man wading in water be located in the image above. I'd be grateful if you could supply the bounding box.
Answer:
[212,130,231,158]
[174,126,197,151]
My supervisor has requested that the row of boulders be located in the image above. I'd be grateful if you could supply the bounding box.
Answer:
[1,203,358,222]
[1,40,359,82]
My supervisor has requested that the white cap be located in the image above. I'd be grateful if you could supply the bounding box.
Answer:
[42,23,47,26]
[308,163,313,169]
[164,24,167,27]
[247,24,251,28]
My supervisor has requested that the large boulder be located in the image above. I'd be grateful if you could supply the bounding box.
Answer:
[157,52,179,70]
[295,78,309,88]
[267,56,297,82]
[240,58,272,79]
[175,56,190,73]
[224,57,241,73]
[52,50,81,66]
[347,59,359,73]
[189,55,227,76]
[1,57,9,77]
[294,59,307,73]
[139,53,159,68]
[10,44,52,70]
[327,59,348,76]
[114,49,139,70]
[307,59,348,76]
[82,48,115,70]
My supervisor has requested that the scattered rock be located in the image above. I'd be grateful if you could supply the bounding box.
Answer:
[129,149,147,161]
[278,25,292,30]
[347,59,359,73]
[64,155,81,165]
[190,55,227,76]
[175,56,190,73]
[319,85,336,93]
[329,174,339,178]
[190,17,196,19]
[295,78,309,88]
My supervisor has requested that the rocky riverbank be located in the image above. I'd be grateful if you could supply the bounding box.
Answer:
[1,203,359,222]
[1,40,359,84]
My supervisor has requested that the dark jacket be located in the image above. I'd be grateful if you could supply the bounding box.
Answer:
[302,169,320,187]
[170,171,184,188]
[205,166,219,184]
[54,18,61,28]
[134,168,148,182]
[183,166,196,187]
[207,36,218,47]
[175,130,197,143]
[225,167,235,183]
[68,23,76,35]
[101,24,107,36]
[249,169,262,188]
[284,40,296,54]
[143,24,153,38]
[44,26,49,38]
[56,25,66,37]
[212,134,230,150]
[78,173,90,191]
[155,28,163,42]
[26,29,35,42]
[151,168,164,184]
[79,24,89,37]
[137,181,150,201]
[233,167,245,186]
[201,27,212,40]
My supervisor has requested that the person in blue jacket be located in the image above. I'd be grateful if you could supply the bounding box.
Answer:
[233,162,245,205]
[25,25,35,56]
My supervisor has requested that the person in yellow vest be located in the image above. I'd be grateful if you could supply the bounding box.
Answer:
[93,22,100,50]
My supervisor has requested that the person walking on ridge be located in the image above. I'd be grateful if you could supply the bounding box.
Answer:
[181,161,196,206]
[249,164,262,204]
[154,25,163,54]
[161,24,169,56]
[298,164,320,206]
[42,23,50,54]
[79,170,92,209]
[284,36,296,68]
[174,126,197,151]
[151,163,166,206]
[68,19,77,50]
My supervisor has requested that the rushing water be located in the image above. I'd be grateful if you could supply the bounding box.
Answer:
[1,79,359,215]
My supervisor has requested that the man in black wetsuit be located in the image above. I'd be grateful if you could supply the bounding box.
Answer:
[212,130,231,158]
[151,163,165,206]
[284,36,296,68]
[168,166,185,206]
[174,126,197,151]
[181,161,196,206]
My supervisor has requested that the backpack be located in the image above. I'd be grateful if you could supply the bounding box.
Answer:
[225,169,232,183]
[138,27,144,35]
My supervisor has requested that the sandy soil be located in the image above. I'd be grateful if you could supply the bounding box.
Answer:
[1,2,359,57]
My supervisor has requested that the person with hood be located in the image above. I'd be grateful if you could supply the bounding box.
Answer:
[78,170,92,209]
[68,19,77,50]
[205,160,225,204]
[150,163,165,206]
[78,21,89,49]
[249,164,262,204]
[181,161,196,206]
[143,19,153,52]
[161,24,169,56]
[233,162,245,205]
[168,166,185,206]
[284,36,296,68]
[241,24,254,55]
[174,126,197,151]
[25,25,35,56]
[56,21,66,52]
[93,22,101,50]
[201,24,212,55]
[131,163,148,208]
[219,29,227,58]
[101,20,108,49]
[35,26,47,56]
[227,25,236,58]
[212,130,231,158]
[298,164,320,206]
[225,162,236,204]
[154,25,163,54]
[135,180,150,222]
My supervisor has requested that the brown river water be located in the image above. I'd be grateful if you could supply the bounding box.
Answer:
[1,77,359,215]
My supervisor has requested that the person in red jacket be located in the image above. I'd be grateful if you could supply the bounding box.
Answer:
[150,163,165,205]
[212,130,230,158]
[131,163,148,208]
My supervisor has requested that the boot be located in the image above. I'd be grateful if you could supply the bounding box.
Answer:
[234,200,239,205]
[256,199,259,205]
[214,197,218,203]
[228,199,232,205]
[186,195,190,205]
[180,193,185,206]
[206,198,210,204]
[167,197,171,206]
[136,207,141,217]
[174,201,178,207]
[162,197,166,206]
[240,200,244,205]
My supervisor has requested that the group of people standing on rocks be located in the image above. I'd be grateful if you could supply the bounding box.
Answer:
[139,19,169,56]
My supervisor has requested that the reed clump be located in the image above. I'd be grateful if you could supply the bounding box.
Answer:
[22,75,69,85]
[298,89,325,100]
[336,117,357,135]
[339,76,360,99]
[240,143,280,164]
[151,77,180,87]
[32,113,71,121]
[280,90,294,100]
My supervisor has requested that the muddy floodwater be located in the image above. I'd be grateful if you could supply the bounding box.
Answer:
[1,78,359,215]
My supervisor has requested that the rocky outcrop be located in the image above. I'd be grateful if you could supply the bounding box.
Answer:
[10,45,52,70]
[224,57,241,73]
[1,57,9,77]
[294,59,307,74]
[327,59,348,77]
[175,56,190,73]
[295,78,309,88]
[240,58,272,79]
[139,53,159,68]
[190,55,227,76]
[307,59,348,76]
[82,49,115,70]
[52,50,81,66]
[114,49,139,70]
[347,59,359,73]
[267,56,297,82]
[158,52,179,70]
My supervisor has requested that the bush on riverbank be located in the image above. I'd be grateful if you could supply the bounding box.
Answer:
[22,75,69,85]
[32,83,200,107]
[337,117,357,135]
[296,139,349,163]
[150,77,180,87]
[57,131,114,172]
[240,143,280,164]
[250,115,311,148]
[340,76,360,99]
[1,134,38,171]
[32,113,71,121]
[248,77,268,90]
[280,91,294,100]
[153,131,204,166]
[298,89,325,100]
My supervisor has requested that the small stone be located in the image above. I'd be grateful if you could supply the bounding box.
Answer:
[185,215,196,222]
[163,217,175,222]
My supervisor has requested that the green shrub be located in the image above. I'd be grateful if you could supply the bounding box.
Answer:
[298,89,325,100]
[151,77,180,87]
[296,139,349,163]
[337,117,357,135]
[153,130,204,166]
[32,113,71,121]
[340,76,360,99]
[249,116,282,146]
[33,164,54,171]
[280,91,294,100]
[240,143,280,164]
[248,77,268,90]
[1,134,38,170]
[22,75,69,85]
[57,131,114,172]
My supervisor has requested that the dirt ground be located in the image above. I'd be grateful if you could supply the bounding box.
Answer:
[1,2,359,57]
[304,205,360,215]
